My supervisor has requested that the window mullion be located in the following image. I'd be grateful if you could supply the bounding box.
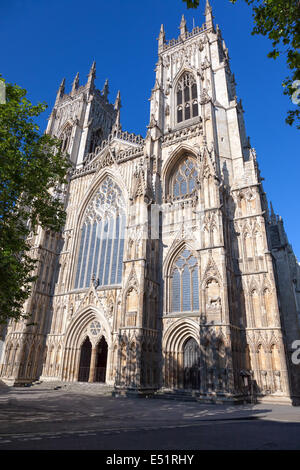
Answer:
[99,219,108,286]
[108,215,117,285]
[117,213,125,283]
[94,219,103,285]
[80,222,91,288]
[180,270,183,312]
[83,220,94,288]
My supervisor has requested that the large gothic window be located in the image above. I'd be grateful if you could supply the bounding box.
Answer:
[176,73,198,124]
[74,177,126,289]
[171,249,199,313]
[170,156,198,200]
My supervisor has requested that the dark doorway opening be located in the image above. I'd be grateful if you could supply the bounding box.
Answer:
[95,336,108,383]
[183,337,200,390]
[78,337,92,382]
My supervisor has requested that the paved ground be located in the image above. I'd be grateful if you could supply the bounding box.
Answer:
[0,381,299,450]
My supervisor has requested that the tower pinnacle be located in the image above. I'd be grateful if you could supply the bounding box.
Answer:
[180,14,187,39]
[102,79,109,100]
[71,72,79,95]
[158,24,166,52]
[113,90,122,131]
[87,61,96,90]
[55,78,65,104]
[205,0,214,29]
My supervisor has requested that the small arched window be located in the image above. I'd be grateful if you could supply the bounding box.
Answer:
[170,156,198,200]
[171,249,199,313]
[176,73,198,124]
[74,177,126,289]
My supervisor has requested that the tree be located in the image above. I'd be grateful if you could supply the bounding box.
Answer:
[183,0,300,129]
[0,77,70,324]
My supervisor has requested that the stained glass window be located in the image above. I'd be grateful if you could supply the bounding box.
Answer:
[176,73,198,124]
[171,250,199,312]
[74,177,126,289]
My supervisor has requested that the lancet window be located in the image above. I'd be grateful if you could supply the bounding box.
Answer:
[176,73,198,124]
[171,249,199,313]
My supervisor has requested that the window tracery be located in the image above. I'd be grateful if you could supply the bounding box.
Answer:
[170,156,198,200]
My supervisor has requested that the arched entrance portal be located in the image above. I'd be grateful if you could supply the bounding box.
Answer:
[183,337,200,390]
[95,337,108,383]
[78,337,92,382]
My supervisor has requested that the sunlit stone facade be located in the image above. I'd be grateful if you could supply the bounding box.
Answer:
[1,1,300,404]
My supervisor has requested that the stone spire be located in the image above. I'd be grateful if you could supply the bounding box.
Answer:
[205,0,214,29]
[87,61,96,90]
[71,72,79,95]
[113,90,122,131]
[180,14,187,39]
[158,24,166,52]
[55,78,65,105]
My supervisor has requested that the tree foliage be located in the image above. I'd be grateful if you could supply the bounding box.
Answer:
[183,0,300,129]
[0,77,70,324]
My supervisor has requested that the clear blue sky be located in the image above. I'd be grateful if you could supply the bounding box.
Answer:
[1,0,299,259]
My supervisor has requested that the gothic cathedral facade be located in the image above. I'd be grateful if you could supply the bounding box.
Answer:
[1,2,300,404]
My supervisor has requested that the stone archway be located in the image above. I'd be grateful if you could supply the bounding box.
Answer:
[162,319,200,389]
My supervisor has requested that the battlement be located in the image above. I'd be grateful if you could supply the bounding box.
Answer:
[163,23,208,52]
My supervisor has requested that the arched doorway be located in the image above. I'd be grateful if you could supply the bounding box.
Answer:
[95,337,108,383]
[78,337,92,382]
[183,337,200,390]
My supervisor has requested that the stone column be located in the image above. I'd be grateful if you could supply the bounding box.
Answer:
[88,346,97,383]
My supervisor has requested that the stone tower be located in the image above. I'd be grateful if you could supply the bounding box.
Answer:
[1,1,299,404]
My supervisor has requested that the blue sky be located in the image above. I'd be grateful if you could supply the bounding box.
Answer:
[1,0,299,259]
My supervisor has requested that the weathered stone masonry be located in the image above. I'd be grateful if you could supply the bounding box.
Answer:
[1,1,300,404]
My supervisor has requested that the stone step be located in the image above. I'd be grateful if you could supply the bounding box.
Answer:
[154,389,247,404]
[27,380,115,395]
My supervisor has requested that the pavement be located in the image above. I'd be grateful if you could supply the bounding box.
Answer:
[0,381,299,450]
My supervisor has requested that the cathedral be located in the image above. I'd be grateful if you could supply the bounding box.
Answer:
[1,1,300,404]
